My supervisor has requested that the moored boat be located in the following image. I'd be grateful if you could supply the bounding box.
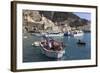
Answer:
[44,32,64,37]
[31,33,42,36]
[32,41,40,46]
[71,30,84,36]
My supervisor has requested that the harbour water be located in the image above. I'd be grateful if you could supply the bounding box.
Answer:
[23,32,91,62]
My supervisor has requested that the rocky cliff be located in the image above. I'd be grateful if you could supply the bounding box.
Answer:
[23,10,91,32]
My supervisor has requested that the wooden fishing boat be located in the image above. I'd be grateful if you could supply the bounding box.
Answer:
[40,42,65,58]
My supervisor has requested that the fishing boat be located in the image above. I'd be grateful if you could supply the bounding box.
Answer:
[40,41,65,58]
[23,36,28,39]
[71,30,84,36]
[32,41,40,46]
[77,40,86,45]
[44,32,64,37]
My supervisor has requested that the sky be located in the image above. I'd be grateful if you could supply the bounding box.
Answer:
[73,12,91,21]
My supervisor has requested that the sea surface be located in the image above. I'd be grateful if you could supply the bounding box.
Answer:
[23,32,91,62]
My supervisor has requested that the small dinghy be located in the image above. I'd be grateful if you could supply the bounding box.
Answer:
[77,40,86,45]
[32,41,40,46]
[23,36,28,39]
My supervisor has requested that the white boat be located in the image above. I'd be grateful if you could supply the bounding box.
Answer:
[31,33,42,36]
[31,32,64,37]
[44,32,64,37]
[32,41,40,46]
[40,43,65,58]
[23,36,28,39]
[71,30,84,36]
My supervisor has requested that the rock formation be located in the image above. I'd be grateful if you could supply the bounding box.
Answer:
[23,10,91,33]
